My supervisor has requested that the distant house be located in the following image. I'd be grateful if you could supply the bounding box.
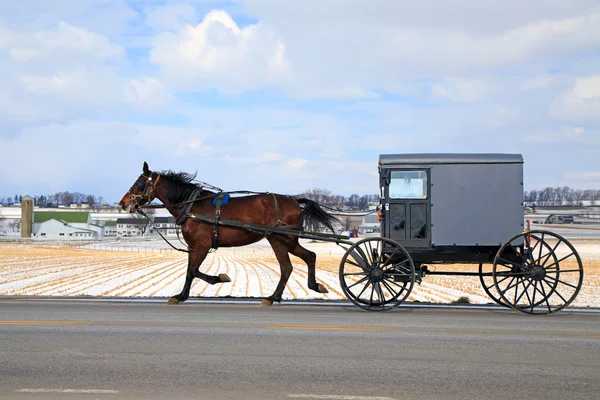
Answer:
[33,211,103,239]
[152,217,178,238]
[104,220,118,236]
[116,218,150,237]
[358,214,380,237]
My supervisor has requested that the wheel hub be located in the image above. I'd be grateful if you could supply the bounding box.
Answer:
[370,266,385,281]
[529,265,546,281]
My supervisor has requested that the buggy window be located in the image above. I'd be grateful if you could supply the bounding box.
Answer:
[389,170,428,199]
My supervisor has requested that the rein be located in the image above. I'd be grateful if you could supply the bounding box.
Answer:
[136,208,191,254]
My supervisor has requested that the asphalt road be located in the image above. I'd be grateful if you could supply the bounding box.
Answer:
[1,299,599,400]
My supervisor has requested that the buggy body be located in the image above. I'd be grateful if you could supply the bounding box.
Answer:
[378,153,524,264]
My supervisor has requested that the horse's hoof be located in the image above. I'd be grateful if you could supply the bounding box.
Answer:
[219,274,231,283]
[167,297,181,305]
[261,299,273,307]
[317,283,329,294]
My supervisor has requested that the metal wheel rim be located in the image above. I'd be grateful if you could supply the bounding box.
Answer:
[479,263,510,308]
[493,230,584,315]
[339,237,415,312]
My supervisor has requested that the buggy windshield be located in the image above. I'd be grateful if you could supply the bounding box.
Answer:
[389,170,428,199]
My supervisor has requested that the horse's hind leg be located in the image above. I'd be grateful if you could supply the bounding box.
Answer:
[262,237,295,307]
[288,238,329,294]
[168,246,231,305]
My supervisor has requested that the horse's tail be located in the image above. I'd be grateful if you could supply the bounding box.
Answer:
[296,198,342,234]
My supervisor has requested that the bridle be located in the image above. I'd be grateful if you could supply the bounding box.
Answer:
[128,174,161,211]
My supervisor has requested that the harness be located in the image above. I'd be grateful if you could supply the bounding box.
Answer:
[132,174,286,252]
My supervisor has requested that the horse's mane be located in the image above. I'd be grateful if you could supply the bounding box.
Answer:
[159,170,203,204]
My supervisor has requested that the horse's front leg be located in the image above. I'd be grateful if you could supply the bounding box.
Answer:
[168,246,231,305]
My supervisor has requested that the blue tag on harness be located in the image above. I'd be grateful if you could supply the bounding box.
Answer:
[212,193,230,207]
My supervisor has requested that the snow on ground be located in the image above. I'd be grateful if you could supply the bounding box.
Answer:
[0,238,599,307]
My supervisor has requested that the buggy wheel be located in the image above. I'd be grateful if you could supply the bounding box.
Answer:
[339,237,415,311]
[479,263,510,308]
[493,230,584,315]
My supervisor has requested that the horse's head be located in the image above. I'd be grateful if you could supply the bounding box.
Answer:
[119,162,161,213]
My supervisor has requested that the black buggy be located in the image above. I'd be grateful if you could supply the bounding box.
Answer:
[337,153,585,314]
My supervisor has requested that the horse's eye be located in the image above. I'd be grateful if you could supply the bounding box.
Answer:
[137,182,145,192]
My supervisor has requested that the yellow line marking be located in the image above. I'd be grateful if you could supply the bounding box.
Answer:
[0,320,92,327]
[16,389,118,394]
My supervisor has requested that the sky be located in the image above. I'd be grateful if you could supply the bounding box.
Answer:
[1,0,599,203]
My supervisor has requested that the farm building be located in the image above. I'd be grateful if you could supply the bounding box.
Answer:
[33,211,103,239]
[103,220,118,236]
[153,217,178,238]
[358,213,380,237]
[116,217,150,237]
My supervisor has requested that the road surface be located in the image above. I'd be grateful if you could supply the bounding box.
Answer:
[1,298,599,400]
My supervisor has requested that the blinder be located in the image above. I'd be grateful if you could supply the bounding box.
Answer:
[128,174,161,210]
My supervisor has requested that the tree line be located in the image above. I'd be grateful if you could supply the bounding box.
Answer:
[524,187,600,206]
[298,188,379,210]
[2,185,599,210]
[0,192,105,208]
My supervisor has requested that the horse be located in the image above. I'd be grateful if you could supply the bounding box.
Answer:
[118,162,342,306]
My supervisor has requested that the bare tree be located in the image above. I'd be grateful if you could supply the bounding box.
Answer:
[9,220,21,232]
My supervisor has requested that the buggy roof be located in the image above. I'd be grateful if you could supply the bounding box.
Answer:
[378,153,523,166]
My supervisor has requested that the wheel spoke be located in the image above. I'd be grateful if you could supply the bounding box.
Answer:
[537,233,545,261]
[356,279,372,300]
[376,282,385,305]
[530,281,538,313]
[544,252,575,270]
[346,276,369,290]
[545,275,579,290]
[382,248,401,268]
[514,278,532,305]
[381,279,401,299]
[542,279,568,304]
[500,277,521,297]
[539,282,552,313]
[544,268,581,274]
[540,240,561,267]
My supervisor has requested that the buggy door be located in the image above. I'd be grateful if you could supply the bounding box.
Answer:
[384,169,431,248]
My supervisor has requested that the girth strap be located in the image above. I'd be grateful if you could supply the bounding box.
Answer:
[212,191,227,249]
[269,193,282,227]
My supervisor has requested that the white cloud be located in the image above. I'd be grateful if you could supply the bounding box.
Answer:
[8,21,124,64]
[125,77,172,109]
[549,75,600,118]
[150,10,289,93]
[0,19,168,132]
[215,1,600,98]
[287,158,307,168]
[176,138,212,156]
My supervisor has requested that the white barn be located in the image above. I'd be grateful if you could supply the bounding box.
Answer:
[152,217,178,238]
[33,211,103,239]
[103,220,118,236]
[116,217,150,237]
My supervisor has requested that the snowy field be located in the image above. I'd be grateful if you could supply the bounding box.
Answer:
[0,238,599,307]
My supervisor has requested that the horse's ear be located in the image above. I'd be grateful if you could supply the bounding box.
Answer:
[143,162,150,176]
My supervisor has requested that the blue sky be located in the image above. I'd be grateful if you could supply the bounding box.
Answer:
[1,0,599,203]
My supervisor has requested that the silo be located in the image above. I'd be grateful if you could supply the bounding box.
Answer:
[21,196,34,238]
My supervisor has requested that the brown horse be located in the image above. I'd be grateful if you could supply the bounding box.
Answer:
[119,162,341,306]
